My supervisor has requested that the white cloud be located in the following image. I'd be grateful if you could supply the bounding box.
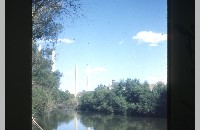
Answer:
[36,38,75,45]
[133,31,167,46]
[149,43,159,47]
[57,38,75,44]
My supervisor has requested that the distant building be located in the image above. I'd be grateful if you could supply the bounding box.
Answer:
[112,80,116,86]
[108,80,116,90]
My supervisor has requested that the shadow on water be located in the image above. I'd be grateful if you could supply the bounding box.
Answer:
[32,110,74,130]
[33,110,167,130]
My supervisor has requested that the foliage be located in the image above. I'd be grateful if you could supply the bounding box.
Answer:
[78,91,95,111]
[32,0,83,121]
[32,0,83,42]
[32,0,83,117]
[78,79,167,117]
[152,82,167,117]
[32,86,77,116]
[32,41,77,116]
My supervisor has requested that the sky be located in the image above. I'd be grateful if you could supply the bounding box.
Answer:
[38,0,167,94]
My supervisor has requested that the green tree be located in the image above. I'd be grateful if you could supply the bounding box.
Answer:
[136,82,155,115]
[124,78,141,104]
[78,79,167,117]
[78,91,95,111]
[93,85,114,113]
[32,42,63,89]
[152,82,167,117]
[32,0,83,41]
[32,0,85,119]
[112,80,126,96]
[32,87,55,115]
[111,95,127,115]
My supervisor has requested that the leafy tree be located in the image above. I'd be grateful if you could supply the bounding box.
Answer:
[78,78,167,117]
[111,95,127,115]
[32,42,62,89]
[78,91,95,111]
[152,82,167,117]
[137,84,155,115]
[93,85,109,109]
[32,0,83,42]
[32,0,84,118]
[32,87,55,115]
[124,79,141,104]
[93,86,114,113]
[113,80,126,96]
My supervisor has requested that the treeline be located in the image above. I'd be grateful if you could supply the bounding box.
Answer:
[32,0,84,122]
[77,79,167,117]
[32,0,83,117]
[32,42,77,116]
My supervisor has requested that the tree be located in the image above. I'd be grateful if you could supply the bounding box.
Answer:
[93,85,114,113]
[113,80,126,96]
[32,0,83,42]
[32,0,84,117]
[124,78,141,104]
[78,91,95,111]
[94,85,108,107]
[32,87,55,115]
[32,42,63,89]
[78,79,167,117]
[111,95,127,115]
[152,82,167,117]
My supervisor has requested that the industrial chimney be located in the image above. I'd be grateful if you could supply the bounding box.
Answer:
[75,64,78,97]
[51,50,56,72]
[86,64,90,91]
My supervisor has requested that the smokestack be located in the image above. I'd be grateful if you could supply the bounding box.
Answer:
[75,64,78,97]
[86,64,90,91]
[51,50,56,72]
[38,44,42,51]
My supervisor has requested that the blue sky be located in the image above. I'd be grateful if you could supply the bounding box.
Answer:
[38,0,167,94]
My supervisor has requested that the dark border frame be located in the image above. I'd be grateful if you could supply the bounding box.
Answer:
[167,0,195,129]
[6,0,32,129]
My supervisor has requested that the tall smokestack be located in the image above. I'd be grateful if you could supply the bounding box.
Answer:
[51,50,56,72]
[75,64,78,97]
[86,64,90,91]
[38,44,42,51]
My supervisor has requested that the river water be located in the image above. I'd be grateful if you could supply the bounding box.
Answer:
[33,110,167,130]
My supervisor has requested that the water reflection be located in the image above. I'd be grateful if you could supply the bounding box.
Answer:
[74,112,78,130]
[33,110,167,130]
[32,110,74,130]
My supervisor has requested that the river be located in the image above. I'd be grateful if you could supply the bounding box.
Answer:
[32,110,167,130]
